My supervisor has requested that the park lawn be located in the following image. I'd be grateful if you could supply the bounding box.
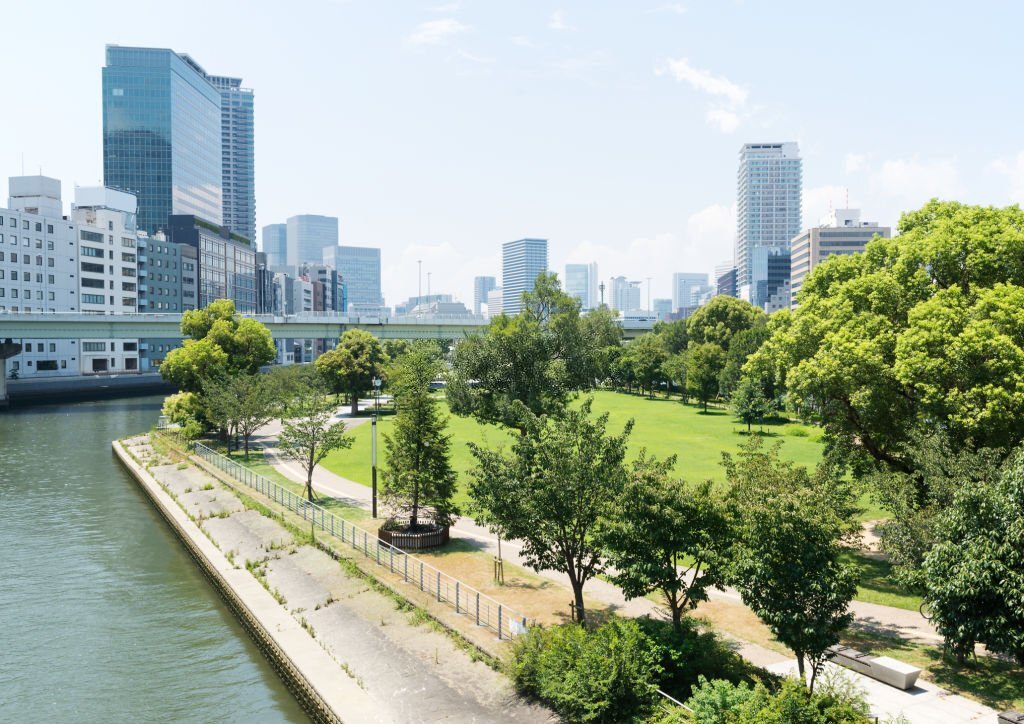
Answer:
[838,550,922,611]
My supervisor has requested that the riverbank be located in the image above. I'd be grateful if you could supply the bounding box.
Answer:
[6,372,173,406]
[115,433,548,723]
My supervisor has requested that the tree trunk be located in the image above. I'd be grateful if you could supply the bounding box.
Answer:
[671,603,683,633]
[808,660,820,693]
[350,392,358,416]
[572,582,586,625]
[243,433,250,461]
[795,651,805,683]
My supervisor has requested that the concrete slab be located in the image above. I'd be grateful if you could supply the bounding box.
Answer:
[177,489,245,519]
[766,660,996,723]
[265,551,334,614]
[201,510,286,565]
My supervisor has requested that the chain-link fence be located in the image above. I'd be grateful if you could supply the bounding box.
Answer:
[189,441,530,640]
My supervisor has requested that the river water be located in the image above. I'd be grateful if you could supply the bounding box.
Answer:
[0,396,307,723]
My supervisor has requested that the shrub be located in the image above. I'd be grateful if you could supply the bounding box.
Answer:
[685,676,870,723]
[509,620,663,723]
[687,676,756,723]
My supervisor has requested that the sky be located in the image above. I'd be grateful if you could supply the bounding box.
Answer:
[4,1,1024,308]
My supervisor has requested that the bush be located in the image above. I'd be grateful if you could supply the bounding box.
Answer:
[509,620,663,723]
[634,617,755,701]
[685,676,870,723]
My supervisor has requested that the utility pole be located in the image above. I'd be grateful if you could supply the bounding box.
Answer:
[418,259,422,305]
[599,281,605,306]
[427,271,431,299]
[646,277,652,312]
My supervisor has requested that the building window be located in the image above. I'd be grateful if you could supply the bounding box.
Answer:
[47,258,54,267]
[81,294,104,304]
[80,230,104,243]
[47,224,54,234]
[81,246,104,258]
[83,342,106,352]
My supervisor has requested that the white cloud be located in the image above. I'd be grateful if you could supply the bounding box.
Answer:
[650,3,687,14]
[549,10,572,31]
[804,185,857,226]
[429,2,460,12]
[455,50,495,64]
[989,152,1024,203]
[407,19,470,46]
[658,57,749,133]
[659,57,748,106]
[845,153,866,173]
[686,203,734,249]
[706,109,739,133]
[550,51,610,80]
[511,35,531,46]
[871,158,962,203]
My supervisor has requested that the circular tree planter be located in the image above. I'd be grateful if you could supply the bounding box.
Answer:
[377,520,450,551]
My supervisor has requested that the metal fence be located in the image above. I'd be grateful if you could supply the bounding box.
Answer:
[188,441,530,640]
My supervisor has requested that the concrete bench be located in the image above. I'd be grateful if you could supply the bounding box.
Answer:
[827,645,922,690]
[998,711,1024,724]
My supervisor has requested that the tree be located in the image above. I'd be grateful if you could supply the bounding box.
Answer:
[315,329,388,415]
[468,400,633,623]
[686,296,766,350]
[602,455,732,631]
[380,344,459,528]
[661,351,688,401]
[687,343,726,412]
[625,333,669,397]
[751,200,1024,478]
[277,388,353,501]
[448,274,596,432]
[732,377,773,433]
[718,325,770,400]
[203,374,278,459]
[725,438,860,691]
[160,299,275,392]
[654,318,689,354]
[922,449,1024,664]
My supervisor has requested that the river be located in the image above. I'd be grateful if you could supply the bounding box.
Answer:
[0,395,307,723]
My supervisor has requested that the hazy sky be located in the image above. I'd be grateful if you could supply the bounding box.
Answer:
[4,1,1023,307]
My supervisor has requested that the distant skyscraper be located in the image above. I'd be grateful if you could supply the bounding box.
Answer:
[103,45,224,235]
[610,276,642,313]
[473,276,496,315]
[653,298,673,321]
[736,142,802,308]
[501,238,548,315]
[486,287,503,318]
[327,246,382,308]
[286,214,338,267]
[671,273,710,312]
[208,75,255,243]
[715,261,737,298]
[564,262,598,311]
[261,224,287,269]
[790,209,890,307]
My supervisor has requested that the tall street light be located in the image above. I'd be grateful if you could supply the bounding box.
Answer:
[371,375,382,518]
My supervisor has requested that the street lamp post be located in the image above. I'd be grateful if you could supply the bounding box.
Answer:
[371,376,382,519]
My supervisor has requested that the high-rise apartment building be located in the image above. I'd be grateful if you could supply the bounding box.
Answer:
[207,75,255,244]
[102,46,224,235]
[736,142,802,309]
[287,214,338,268]
[473,275,496,315]
[501,238,548,316]
[790,209,890,307]
[564,262,598,311]
[671,272,710,312]
[326,245,382,309]
[261,223,287,269]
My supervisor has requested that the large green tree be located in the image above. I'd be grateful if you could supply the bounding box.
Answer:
[922,450,1024,664]
[315,329,388,415]
[725,439,860,690]
[686,342,726,412]
[468,400,633,623]
[380,344,459,528]
[601,455,732,631]
[203,373,278,459]
[624,333,669,397]
[686,296,766,350]
[448,273,599,432]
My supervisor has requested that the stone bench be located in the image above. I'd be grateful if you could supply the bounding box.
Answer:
[998,711,1024,724]
[827,645,922,690]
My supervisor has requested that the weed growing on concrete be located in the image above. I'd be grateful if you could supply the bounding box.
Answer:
[201,483,214,491]
[339,662,365,690]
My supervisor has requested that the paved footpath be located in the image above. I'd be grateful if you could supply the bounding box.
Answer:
[252,410,997,723]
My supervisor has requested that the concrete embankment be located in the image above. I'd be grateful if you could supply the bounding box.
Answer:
[113,437,383,724]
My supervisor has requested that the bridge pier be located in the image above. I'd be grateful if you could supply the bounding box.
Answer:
[0,339,23,409]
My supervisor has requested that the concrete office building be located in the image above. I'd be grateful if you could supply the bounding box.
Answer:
[653,298,673,321]
[1,176,79,379]
[502,238,548,316]
[166,215,256,312]
[610,276,642,314]
[671,272,710,313]
[326,245,382,309]
[473,276,496,315]
[790,209,890,307]
[300,262,346,312]
[736,142,802,309]
[287,214,338,268]
[565,262,598,311]
[261,223,287,269]
[751,246,792,313]
[207,74,255,244]
[102,46,224,234]
[486,287,503,318]
[715,261,737,298]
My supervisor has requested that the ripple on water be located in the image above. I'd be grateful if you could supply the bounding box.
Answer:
[0,397,307,723]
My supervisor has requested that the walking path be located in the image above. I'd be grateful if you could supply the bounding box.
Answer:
[252,409,997,723]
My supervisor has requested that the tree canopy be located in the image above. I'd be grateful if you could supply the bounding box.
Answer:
[686,296,766,350]
[315,329,388,415]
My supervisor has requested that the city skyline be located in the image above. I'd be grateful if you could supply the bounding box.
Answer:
[4,3,1023,306]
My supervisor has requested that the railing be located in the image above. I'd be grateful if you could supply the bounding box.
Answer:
[188,440,530,640]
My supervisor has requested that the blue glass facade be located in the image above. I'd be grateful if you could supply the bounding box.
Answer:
[328,246,382,307]
[502,238,548,315]
[103,46,223,236]
[209,75,256,244]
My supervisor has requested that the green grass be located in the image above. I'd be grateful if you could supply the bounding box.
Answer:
[839,551,923,611]
[842,630,1024,711]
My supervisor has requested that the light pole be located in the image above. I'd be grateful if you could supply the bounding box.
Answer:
[646,276,652,312]
[417,260,422,306]
[371,375,382,519]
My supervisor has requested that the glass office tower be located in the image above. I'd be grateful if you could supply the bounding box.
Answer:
[103,46,223,235]
[326,245,382,308]
[209,75,255,244]
[502,238,548,316]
